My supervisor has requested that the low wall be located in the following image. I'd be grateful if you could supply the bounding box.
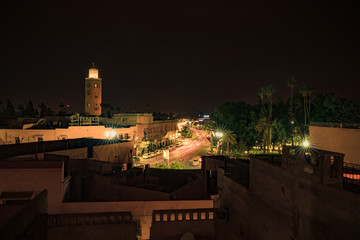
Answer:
[47,212,137,240]
[0,190,48,240]
[60,200,213,239]
[217,157,360,240]
[90,175,171,201]
[151,208,215,240]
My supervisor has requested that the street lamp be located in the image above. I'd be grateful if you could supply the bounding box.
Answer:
[105,130,116,138]
[215,131,223,154]
[215,132,223,138]
[302,140,310,148]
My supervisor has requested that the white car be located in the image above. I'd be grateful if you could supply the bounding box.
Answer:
[143,153,149,159]
[191,159,200,166]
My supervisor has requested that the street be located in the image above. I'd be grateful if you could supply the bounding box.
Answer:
[139,128,210,169]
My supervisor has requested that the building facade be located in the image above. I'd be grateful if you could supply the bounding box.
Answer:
[310,125,360,164]
[85,63,102,116]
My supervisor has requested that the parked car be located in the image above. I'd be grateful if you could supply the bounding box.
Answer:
[191,159,200,166]
[143,153,149,159]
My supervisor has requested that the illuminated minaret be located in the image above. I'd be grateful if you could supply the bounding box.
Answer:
[85,63,102,116]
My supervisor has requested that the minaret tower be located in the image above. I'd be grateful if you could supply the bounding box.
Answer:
[85,63,102,116]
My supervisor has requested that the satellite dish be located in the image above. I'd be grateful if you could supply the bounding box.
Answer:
[180,232,194,240]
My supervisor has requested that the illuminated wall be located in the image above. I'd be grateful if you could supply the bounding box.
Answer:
[0,126,136,145]
[310,126,360,164]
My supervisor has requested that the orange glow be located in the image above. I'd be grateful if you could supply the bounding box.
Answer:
[89,68,98,78]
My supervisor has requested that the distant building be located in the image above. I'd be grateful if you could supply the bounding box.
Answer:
[0,125,136,144]
[106,113,154,126]
[85,63,102,116]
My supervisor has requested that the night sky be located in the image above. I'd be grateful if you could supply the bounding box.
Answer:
[1,1,359,115]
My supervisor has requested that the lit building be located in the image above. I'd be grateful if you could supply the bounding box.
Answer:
[85,63,102,116]
[310,123,360,165]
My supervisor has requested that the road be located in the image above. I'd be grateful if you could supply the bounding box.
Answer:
[140,128,210,169]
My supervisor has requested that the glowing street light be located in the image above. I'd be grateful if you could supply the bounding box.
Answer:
[105,130,116,138]
[302,140,310,148]
[215,132,223,138]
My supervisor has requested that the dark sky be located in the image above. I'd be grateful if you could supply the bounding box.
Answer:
[1,1,359,115]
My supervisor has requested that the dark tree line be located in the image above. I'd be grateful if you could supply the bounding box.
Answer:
[0,100,72,117]
[211,81,360,154]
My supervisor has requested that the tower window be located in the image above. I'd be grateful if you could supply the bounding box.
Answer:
[94,83,98,87]
[87,103,91,107]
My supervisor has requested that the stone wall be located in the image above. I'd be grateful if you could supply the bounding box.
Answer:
[0,190,48,240]
[47,212,137,240]
[89,175,171,201]
[61,200,213,239]
[216,172,249,240]
[0,163,64,213]
[216,157,360,240]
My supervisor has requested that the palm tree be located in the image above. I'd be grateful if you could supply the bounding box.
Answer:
[257,87,265,113]
[300,83,314,126]
[287,76,298,117]
[222,129,237,157]
[264,84,275,149]
[264,84,275,120]
[256,117,271,154]
[203,120,215,154]
[17,104,24,117]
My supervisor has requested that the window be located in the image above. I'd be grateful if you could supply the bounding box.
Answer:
[15,137,20,144]
[87,103,91,107]
[94,83,98,87]
[38,137,43,142]
[95,95,98,98]
[87,83,91,87]
[87,90,91,95]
